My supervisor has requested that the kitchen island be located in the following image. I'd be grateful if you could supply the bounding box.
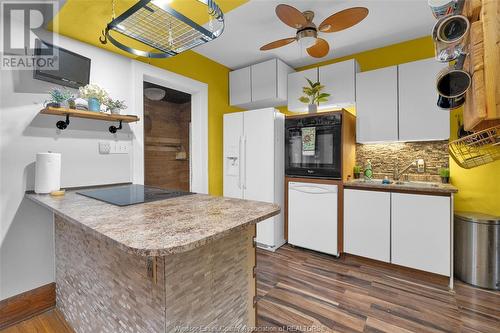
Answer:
[27,188,280,333]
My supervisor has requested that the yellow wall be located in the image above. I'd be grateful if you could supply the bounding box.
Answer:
[282,36,500,215]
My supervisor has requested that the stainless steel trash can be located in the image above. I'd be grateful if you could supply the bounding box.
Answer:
[454,211,500,290]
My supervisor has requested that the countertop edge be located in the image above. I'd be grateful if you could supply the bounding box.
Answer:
[343,182,458,195]
[26,193,280,257]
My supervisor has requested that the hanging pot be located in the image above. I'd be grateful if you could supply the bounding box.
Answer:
[428,0,461,19]
[436,54,471,110]
[433,14,470,62]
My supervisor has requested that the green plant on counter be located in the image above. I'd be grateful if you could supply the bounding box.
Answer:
[439,167,450,178]
[439,167,450,184]
[298,78,330,106]
[45,88,74,107]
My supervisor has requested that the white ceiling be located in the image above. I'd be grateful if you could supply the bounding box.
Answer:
[194,0,437,69]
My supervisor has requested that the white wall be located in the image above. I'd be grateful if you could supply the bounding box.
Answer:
[0,34,134,300]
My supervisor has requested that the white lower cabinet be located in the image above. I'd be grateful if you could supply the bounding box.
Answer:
[391,193,450,276]
[344,189,391,262]
[344,189,451,276]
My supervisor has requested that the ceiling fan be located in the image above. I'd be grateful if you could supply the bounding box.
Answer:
[260,4,369,58]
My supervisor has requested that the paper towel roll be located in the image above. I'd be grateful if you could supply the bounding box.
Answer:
[35,152,61,194]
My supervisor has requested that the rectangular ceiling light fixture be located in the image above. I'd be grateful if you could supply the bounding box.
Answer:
[101,0,224,58]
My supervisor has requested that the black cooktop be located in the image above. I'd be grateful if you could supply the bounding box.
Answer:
[77,184,194,206]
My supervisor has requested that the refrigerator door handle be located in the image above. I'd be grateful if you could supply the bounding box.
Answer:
[243,136,247,190]
[238,136,243,189]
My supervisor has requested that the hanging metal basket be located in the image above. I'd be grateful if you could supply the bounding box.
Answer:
[100,0,224,58]
[449,125,500,169]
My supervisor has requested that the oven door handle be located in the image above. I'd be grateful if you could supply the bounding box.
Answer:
[289,184,337,194]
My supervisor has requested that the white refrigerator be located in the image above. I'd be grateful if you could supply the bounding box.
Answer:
[223,108,285,251]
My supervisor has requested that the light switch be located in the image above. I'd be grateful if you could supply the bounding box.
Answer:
[99,141,111,154]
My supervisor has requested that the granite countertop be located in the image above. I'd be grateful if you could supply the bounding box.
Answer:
[344,179,458,194]
[26,190,280,257]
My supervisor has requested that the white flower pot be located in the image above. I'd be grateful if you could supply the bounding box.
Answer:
[308,104,317,113]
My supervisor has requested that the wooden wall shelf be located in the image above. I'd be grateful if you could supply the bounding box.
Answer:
[40,107,139,133]
[40,107,140,123]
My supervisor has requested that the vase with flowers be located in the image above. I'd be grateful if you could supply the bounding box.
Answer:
[79,84,109,112]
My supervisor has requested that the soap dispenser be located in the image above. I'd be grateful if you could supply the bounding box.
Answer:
[364,159,373,181]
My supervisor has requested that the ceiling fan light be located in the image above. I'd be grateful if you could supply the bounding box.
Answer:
[299,36,317,49]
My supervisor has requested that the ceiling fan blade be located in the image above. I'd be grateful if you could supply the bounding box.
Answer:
[307,38,330,58]
[260,37,296,51]
[275,4,307,29]
[319,7,369,33]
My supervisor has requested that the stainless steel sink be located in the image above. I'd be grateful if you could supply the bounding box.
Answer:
[393,181,440,188]
[350,179,440,188]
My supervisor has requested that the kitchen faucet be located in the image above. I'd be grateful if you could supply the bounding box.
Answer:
[393,159,424,181]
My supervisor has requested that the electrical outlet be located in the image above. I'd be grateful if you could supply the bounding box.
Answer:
[99,141,111,154]
[417,159,425,173]
[111,142,130,154]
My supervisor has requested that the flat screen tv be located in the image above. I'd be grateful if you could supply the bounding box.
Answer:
[33,39,91,89]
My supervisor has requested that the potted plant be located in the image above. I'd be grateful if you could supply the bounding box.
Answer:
[299,78,330,113]
[353,165,361,179]
[45,88,74,108]
[79,84,109,112]
[439,167,450,184]
[104,98,127,115]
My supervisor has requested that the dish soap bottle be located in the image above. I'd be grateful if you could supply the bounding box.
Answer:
[364,159,373,181]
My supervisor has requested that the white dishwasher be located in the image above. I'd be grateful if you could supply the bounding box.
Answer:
[288,182,338,256]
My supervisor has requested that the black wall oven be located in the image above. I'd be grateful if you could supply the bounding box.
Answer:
[285,113,342,179]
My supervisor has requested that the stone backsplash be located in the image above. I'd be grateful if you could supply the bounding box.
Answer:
[355,141,449,182]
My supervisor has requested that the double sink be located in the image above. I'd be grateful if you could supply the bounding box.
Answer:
[370,179,439,188]
[350,179,441,188]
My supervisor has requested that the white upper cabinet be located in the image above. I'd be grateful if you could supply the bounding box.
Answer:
[355,58,450,143]
[229,59,294,109]
[356,66,399,143]
[287,68,318,112]
[251,59,278,102]
[287,60,358,112]
[398,58,449,141]
[229,67,251,107]
[319,59,358,109]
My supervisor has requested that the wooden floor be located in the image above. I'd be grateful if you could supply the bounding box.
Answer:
[0,309,73,333]
[257,245,500,333]
[2,245,499,333]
